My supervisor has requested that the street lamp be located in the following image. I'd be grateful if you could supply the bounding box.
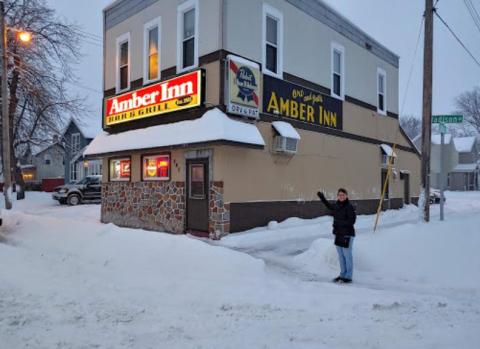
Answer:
[17,31,32,43]
[0,0,33,209]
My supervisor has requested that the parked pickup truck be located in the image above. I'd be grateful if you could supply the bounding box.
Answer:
[52,175,102,205]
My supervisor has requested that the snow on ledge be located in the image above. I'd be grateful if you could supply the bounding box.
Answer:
[84,108,265,156]
[380,144,397,157]
[272,121,301,140]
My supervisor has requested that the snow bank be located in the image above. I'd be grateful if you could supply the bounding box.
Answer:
[295,214,480,290]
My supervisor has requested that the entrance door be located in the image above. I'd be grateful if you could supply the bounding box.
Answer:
[403,173,410,204]
[186,159,209,233]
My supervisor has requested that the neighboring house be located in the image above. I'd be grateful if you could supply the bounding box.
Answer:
[20,141,65,182]
[414,134,479,191]
[450,136,479,191]
[62,119,102,183]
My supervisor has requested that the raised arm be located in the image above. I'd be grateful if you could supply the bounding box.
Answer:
[317,191,334,211]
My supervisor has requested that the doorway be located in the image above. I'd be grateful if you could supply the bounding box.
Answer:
[186,159,209,234]
[403,172,410,205]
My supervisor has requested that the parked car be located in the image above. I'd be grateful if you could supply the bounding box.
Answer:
[429,189,446,204]
[52,175,102,205]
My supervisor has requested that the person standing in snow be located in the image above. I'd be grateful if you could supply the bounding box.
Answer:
[317,188,356,283]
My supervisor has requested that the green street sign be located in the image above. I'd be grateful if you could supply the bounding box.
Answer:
[432,115,463,124]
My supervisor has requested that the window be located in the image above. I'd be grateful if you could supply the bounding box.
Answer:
[109,158,131,181]
[177,0,198,72]
[189,164,205,199]
[262,4,283,77]
[87,161,102,176]
[381,170,390,199]
[377,68,387,115]
[71,133,80,153]
[142,154,170,181]
[144,17,161,83]
[44,154,51,165]
[331,43,345,99]
[116,32,130,92]
[70,162,78,182]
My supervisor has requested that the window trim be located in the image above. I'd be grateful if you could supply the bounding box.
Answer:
[70,162,78,182]
[143,17,162,84]
[71,133,81,153]
[262,3,283,78]
[176,0,199,73]
[115,32,131,94]
[108,157,132,182]
[141,153,171,181]
[44,153,52,165]
[377,67,387,115]
[331,42,345,100]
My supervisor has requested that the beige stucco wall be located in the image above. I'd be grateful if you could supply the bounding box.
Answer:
[342,102,410,148]
[104,0,221,91]
[225,0,399,114]
[214,120,420,203]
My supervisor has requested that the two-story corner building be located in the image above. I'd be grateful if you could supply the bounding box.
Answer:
[84,0,421,238]
[62,119,103,183]
[450,136,479,191]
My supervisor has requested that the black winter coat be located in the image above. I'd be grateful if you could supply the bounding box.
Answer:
[317,192,356,236]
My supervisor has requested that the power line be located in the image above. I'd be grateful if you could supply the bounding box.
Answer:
[435,11,480,68]
[463,0,480,35]
[400,16,424,116]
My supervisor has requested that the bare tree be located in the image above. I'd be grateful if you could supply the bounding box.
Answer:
[455,86,480,135]
[400,115,422,140]
[2,0,86,200]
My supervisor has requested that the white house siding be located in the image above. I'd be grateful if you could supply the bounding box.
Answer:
[32,145,65,181]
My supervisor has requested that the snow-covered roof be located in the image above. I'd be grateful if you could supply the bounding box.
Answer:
[453,137,476,153]
[63,117,102,140]
[452,163,478,172]
[84,108,265,156]
[32,142,64,156]
[272,121,301,140]
[380,144,397,157]
[432,134,452,145]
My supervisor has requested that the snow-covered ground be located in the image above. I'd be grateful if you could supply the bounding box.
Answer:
[1,191,479,348]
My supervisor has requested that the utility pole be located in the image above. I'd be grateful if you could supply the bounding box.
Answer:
[421,0,434,222]
[0,0,11,209]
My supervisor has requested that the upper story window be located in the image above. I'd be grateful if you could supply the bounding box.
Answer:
[144,17,161,83]
[377,68,387,115]
[262,4,283,78]
[177,0,198,73]
[331,42,345,100]
[44,154,51,165]
[116,32,130,93]
[71,133,80,153]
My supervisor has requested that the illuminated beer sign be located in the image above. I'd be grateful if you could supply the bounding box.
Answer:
[104,70,204,126]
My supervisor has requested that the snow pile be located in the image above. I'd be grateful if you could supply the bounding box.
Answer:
[295,214,480,290]
[84,108,265,156]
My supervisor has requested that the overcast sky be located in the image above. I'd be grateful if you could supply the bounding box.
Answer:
[46,0,480,127]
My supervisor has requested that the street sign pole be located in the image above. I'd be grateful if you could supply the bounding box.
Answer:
[439,123,445,221]
[432,114,463,222]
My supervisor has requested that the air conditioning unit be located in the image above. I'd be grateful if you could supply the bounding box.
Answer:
[273,135,298,154]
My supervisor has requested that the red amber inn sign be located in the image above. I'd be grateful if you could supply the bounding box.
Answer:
[104,70,204,126]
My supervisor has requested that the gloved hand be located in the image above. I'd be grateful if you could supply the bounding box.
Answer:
[317,191,325,199]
